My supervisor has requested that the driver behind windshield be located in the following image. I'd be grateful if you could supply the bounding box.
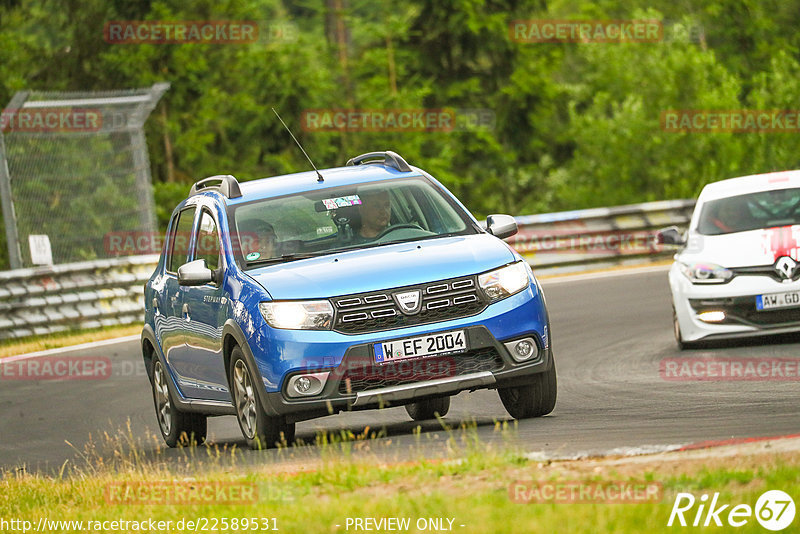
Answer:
[356,189,392,240]
[709,196,752,234]
[238,219,277,259]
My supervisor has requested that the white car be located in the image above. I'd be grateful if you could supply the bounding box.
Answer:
[659,170,800,349]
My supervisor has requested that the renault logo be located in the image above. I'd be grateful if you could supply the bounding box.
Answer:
[775,256,797,281]
[393,290,422,314]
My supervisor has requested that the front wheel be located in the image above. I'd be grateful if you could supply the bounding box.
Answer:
[230,347,295,450]
[405,396,450,421]
[151,360,207,447]
[498,362,557,419]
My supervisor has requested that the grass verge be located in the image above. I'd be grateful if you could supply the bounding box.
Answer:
[0,324,142,358]
[2,425,798,533]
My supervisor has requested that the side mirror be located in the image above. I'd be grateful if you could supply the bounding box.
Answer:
[177,259,214,286]
[486,214,518,240]
[656,226,686,246]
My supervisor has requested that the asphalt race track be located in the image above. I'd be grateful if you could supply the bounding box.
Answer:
[3,266,800,473]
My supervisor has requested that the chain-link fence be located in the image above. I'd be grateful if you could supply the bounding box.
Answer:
[0,83,168,269]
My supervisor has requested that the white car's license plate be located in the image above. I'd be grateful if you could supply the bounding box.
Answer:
[756,292,800,310]
[374,330,468,364]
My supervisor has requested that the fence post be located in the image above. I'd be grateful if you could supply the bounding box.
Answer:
[0,134,22,270]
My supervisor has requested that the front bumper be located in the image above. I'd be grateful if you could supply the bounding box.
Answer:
[244,284,552,420]
[261,324,552,422]
[670,263,800,342]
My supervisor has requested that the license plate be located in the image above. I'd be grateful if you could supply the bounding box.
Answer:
[756,292,800,310]
[374,330,468,364]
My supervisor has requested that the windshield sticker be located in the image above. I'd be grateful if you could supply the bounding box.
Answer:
[322,195,361,210]
[316,225,335,235]
[245,252,261,261]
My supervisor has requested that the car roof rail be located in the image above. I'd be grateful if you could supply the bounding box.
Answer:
[189,174,242,199]
[346,151,412,172]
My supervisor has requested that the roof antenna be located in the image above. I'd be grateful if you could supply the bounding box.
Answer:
[272,108,324,182]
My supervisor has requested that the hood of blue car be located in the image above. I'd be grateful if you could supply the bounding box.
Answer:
[247,234,517,299]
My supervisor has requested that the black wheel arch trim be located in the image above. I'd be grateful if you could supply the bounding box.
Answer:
[221,319,284,417]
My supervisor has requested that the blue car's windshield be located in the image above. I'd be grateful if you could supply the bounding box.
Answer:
[228,176,478,268]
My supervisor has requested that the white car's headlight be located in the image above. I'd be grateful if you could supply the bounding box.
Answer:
[478,261,530,301]
[678,262,733,284]
[259,301,333,330]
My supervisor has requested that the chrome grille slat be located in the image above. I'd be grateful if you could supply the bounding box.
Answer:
[426,283,449,294]
[453,294,478,305]
[426,299,450,309]
[338,297,362,308]
[342,312,369,322]
[331,274,487,334]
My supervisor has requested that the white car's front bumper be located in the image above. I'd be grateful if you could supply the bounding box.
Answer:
[669,263,800,342]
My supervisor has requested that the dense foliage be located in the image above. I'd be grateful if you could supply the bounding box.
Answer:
[1,0,799,268]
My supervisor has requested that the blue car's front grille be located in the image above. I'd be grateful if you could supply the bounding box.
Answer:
[331,275,488,334]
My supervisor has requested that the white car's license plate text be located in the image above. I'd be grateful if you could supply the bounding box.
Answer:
[756,292,800,310]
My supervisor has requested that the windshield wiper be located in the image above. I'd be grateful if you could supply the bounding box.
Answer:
[246,253,322,267]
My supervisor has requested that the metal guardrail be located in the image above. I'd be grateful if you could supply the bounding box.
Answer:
[0,255,158,340]
[0,199,696,340]
[508,199,696,273]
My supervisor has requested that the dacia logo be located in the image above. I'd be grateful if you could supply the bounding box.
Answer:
[775,256,797,282]
[393,290,422,315]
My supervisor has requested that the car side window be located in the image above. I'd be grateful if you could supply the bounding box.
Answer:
[168,207,196,273]
[195,210,221,271]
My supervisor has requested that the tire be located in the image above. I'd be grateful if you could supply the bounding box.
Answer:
[151,359,207,447]
[229,346,295,450]
[405,396,451,421]
[498,362,557,419]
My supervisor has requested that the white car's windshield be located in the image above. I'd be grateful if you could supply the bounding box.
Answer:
[697,187,800,235]
[229,176,477,268]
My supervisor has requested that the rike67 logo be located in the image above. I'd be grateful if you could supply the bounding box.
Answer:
[668,490,795,531]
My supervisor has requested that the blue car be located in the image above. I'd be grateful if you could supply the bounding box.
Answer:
[141,151,556,449]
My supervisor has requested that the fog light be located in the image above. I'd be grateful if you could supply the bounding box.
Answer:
[515,341,533,358]
[504,337,539,363]
[697,311,726,323]
[295,376,312,393]
[286,372,329,398]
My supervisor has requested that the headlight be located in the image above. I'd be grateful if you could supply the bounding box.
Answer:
[259,301,333,330]
[478,261,530,301]
[678,262,733,284]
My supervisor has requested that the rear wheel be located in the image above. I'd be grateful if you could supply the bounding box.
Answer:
[230,347,294,449]
[405,396,450,421]
[498,362,557,419]
[151,360,207,447]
